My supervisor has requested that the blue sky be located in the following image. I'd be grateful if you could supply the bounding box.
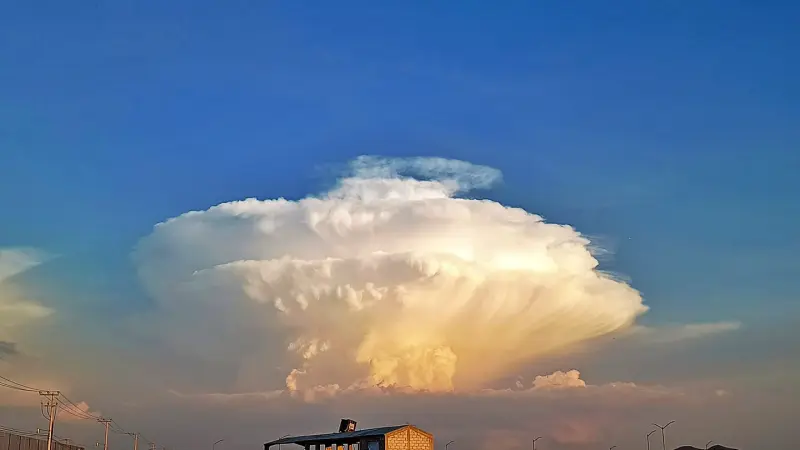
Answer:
[4,1,797,323]
[1,3,799,448]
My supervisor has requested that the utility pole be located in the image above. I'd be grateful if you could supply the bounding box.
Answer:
[532,437,541,450]
[647,430,657,450]
[652,421,676,450]
[126,433,139,450]
[98,419,113,450]
[39,390,60,450]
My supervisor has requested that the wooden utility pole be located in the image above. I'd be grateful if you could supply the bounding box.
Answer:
[39,391,60,450]
[98,419,113,450]
[126,433,139,450]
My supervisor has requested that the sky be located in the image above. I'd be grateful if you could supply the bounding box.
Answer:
[1,1,798,450]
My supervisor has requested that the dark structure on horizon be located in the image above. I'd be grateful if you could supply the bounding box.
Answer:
[265,420,433,450]
[674,446,737,450]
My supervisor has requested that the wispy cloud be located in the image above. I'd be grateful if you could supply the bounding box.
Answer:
[0,248,54,351]
[629,321,742,344]
[167,369,684,408]
[0,248,51,282]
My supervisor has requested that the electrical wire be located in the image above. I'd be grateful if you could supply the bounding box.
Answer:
[0,374,39,391]
[55,400,98,421]
[110,419,127,434]
[0,374,161,449]
[57,394,101,421]
[0,380,38,392]
[40,403,50,421]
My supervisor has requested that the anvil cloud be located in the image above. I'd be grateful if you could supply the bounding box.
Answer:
[134,157,647,394]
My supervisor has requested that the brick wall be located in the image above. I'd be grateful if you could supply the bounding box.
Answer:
[385,430,407,450]
[384,427,432,450]
[409,428,431,450]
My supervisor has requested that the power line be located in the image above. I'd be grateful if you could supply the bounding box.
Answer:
[0,374,39,391]
[0,373,159,449]
[0,380,38,391]
[56,397,99,421]
[110,419,127,434]
[60,393,100,418]
[40,402,51,421]
[56,402,96,420]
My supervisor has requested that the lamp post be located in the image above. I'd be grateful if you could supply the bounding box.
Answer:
[609,446,617,450]
[652,421,675,450]
[647,430,657,450]
[532,437,541,450]
[213,439,225,450]
[446,441,454,450]
[705,441,714,450]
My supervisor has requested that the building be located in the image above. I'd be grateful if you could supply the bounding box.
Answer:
[265,420,433,450]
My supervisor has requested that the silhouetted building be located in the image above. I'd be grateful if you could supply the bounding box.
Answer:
[674,446,737,450]
[265,421,433,450]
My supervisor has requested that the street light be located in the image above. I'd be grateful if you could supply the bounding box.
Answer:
[705,441,714,450]
[652,421,676,450]
[213,439,225,450]
[647,430,657,450]
[532,437,541,450]
[445,441,454,450]
[609,446,617,450]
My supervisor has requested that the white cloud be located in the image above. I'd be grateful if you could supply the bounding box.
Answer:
[0,248,51,282]
[0,248,53,351]
[163,368,688,427]
[531,369,587,390]
[347,155,502,191]
[133,156,647,395]
[629,321,742,344]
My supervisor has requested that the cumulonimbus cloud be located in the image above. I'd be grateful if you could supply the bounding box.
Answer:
[134,157,647,393]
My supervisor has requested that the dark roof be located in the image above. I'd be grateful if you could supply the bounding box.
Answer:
[266,426,408,446]
[674,446,737,450]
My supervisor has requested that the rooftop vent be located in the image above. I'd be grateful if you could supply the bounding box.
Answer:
[339,419,357,433]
